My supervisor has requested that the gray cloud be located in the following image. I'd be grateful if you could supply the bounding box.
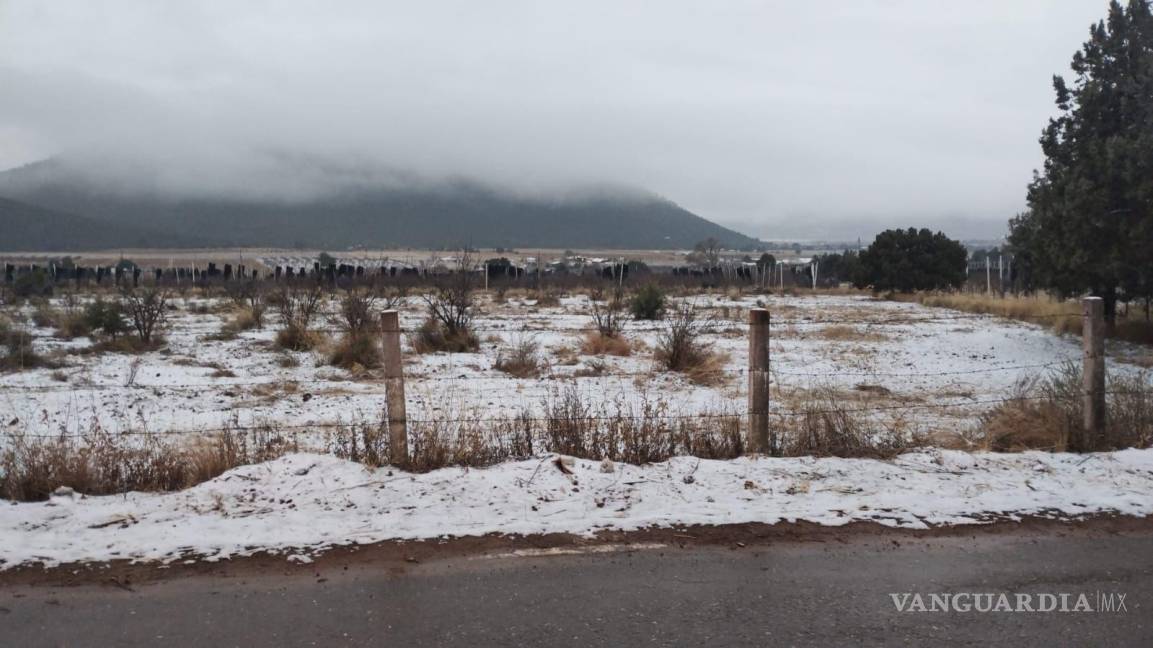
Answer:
[0,0,1108,240]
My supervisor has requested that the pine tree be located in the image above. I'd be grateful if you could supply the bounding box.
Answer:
[1010,0,1153,324]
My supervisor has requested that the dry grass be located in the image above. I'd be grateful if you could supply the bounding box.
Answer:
[579,331,632,356]
[325,386,742,470]
[815,324,889,343]
[0,320,57,371]
[771,386,924,458]
[275,326,326,352]
[329,334,383,371]
[974,363,1152,452]
[410,318,480,353]
[531,290,562,308]
[537,384,743,464]
[494,336,544,378]
[913,293,1153,345]
[0,423,298,502]
[649,303,732,385]
[683,350,732,386]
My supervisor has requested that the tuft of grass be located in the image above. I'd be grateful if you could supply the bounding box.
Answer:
[494,336,543,378]
[975,363,1152,452]
[329,334,382,370]
[579,331,632,356]
[410,318,480,353]
[815,324,889,343]
[275,326,324,352]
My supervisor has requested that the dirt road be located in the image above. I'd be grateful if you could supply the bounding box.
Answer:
[1,520,1150,647]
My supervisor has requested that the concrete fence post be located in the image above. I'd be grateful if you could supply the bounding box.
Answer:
[1081,297,1105,451]
[748,308,771,454]
[381,310,409,465]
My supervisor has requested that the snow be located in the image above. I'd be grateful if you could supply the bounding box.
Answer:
[3,293,1149,442]
[2,449,1152,569]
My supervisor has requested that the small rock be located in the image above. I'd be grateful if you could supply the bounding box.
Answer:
[682,475,695,484]
[302,393,313,402]
[600,458,615,474]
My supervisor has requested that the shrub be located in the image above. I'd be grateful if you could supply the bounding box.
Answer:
[977,363,1152,452]
[579,331,631,356]
[271,285,325,351]
[411,317,480,353]
[12,270,52,300]
[0,322,50,371]
[630,284,666,320]
[423,252,477,337]
[494,336,543,378]
[417,253,479,353]
[84,298,129,341]
[654,302,710,372]
[120,286,170,345]
[336,290,378,336]
[329,333,382,370]
[590,287,625,337]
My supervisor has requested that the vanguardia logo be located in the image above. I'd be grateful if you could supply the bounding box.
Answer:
[890,592,1128,613]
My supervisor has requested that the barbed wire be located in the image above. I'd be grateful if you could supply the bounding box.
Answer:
[0,356,1109,393]
[6,388,1150,440]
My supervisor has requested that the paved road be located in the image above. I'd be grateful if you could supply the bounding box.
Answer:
[1,528,1150,647]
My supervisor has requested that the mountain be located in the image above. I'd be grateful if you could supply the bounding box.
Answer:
[0,196,206,251]
[0,158,762,251]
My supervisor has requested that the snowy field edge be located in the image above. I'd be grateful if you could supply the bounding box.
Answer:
[3,448,1152,570]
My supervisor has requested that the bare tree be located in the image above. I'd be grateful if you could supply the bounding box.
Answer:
[119,286,170,345]
[423,251,476,334]
[334,288,378,336]
[688,237,723,268]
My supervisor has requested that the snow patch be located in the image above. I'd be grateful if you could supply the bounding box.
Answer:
[2,449,1151,569]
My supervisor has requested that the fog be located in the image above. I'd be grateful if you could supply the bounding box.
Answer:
[0,1,1109,240]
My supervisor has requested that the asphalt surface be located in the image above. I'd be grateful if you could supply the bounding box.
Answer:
[1,527,1150,647]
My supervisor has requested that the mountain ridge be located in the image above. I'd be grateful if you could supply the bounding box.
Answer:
[0,158,763,251]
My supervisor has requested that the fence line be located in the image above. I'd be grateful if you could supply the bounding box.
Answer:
[3,301,1146,455]
[6,388,1150,440]
[0,357,1098,393]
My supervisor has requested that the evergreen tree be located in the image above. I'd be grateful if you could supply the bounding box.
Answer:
[854,228,967,293]
[1009,0,1153,324]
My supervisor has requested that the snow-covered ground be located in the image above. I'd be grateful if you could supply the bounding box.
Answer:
[3,449,1151,569]
[2,292,1148,442]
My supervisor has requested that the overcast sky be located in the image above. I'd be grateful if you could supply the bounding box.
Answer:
[0,1,1110,240]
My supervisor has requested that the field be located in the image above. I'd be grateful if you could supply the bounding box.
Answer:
[5,288,1149,447]
[3,284,1153,567]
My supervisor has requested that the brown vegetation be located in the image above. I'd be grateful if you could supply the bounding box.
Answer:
[0,424,298,502]
[975,363,1152,452]
[579,331,631,356]
[494,336,544,378]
